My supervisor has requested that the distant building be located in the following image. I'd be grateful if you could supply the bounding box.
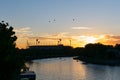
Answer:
[29,44,64,50]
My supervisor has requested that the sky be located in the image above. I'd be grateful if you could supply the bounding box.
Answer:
[1,0,120,48]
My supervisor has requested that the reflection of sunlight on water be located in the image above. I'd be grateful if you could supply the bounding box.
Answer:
[28,57,120,80]
[72,60,86,80]
[29,58,87,80]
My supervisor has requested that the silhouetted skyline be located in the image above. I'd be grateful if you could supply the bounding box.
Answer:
[1,0,120,48]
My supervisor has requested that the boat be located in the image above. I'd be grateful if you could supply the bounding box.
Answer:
[19,71,36,80]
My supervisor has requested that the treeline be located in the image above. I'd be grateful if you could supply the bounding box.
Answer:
[74,43,120,65]
[0,21,24,80]
[20,43,120,64]
[20,46,78,60]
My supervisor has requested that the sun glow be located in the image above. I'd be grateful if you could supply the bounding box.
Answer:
[16,33,120,49]
[85,36,96,44]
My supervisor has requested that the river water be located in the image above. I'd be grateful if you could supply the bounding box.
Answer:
[28,57,120,80]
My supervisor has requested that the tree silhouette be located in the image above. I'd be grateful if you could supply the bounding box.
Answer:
[0,21,24,80]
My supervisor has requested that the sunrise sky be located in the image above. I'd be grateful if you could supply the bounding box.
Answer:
[1,0,120,48]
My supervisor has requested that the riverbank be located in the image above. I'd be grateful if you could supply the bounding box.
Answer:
[74,56,120,66]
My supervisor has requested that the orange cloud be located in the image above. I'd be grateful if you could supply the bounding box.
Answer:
[15,27,32,49]
[97,35,120,46]
[71,34,120,47]
[71,27,92,30]
[14,27,120,49]
[28,32,73,46]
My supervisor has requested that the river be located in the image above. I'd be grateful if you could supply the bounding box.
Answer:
[28,57,120,80]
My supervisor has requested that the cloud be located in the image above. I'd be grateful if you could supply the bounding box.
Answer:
[14,27,120,49]
[29,36,58,40]
[14,27,32,38]
[28,32,72,40]
[104,35,120,39]
[26,32,75,47]
[51,32,69,38]
[71,27,92,30]
[71,34,120,47]
[14,27,31,33]
[94,35,120,45]
[15,29,73,48]
[14,27,33,49]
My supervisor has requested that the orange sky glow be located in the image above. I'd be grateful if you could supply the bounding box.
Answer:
[1,0,120,49]
[14,27,120,49]
[15,32,120,49]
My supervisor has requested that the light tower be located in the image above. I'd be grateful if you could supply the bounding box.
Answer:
[59,39,62,45]
[70,40,71,46]
[58,38,62,45]
[36,39,40,45]
[26,40,29,48]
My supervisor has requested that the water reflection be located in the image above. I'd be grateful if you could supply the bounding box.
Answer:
[29,57,120,80]
[85,64,120,80]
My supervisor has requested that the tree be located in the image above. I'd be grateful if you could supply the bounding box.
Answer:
[0,21,24,80]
